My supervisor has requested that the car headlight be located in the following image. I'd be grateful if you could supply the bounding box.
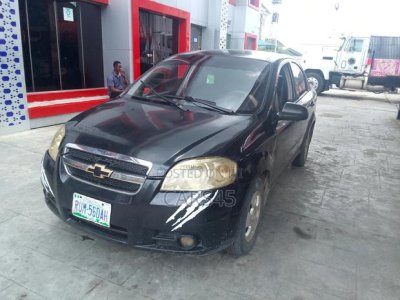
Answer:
[48,125,65,161]
[160,157,237,191]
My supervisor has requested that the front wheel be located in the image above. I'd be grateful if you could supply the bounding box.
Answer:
[306,72,324,95]
[227,178,269,256]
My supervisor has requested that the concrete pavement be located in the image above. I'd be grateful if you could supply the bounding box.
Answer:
[0,91,399,300]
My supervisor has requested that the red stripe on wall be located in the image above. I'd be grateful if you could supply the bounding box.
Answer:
[28,99,107,119]
[87,0,109,5]
[27,88,108,103]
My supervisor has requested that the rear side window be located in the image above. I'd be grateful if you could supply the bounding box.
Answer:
[290,63,307,98]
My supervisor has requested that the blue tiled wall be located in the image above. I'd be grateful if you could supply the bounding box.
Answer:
[0,0,29,135]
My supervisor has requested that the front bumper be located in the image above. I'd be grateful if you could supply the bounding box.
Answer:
[41,152,246,254]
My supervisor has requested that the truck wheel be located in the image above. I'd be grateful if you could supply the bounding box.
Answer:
[306,72,324,95]
[227,178,268,256]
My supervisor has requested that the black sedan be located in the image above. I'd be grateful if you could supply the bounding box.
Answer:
[41,50,317,256]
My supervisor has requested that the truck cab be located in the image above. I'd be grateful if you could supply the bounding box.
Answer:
[303,35,400,94]
[334,37,370,75]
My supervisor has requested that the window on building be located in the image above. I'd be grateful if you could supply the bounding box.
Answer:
[227,34,232,49]
[249,0,260,9]
[272,12,279,23]
[18,0,104,92]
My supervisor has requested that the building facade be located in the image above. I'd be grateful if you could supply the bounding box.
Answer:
[0,0,262,135]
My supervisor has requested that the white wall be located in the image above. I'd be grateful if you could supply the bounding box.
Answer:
[231,5,246,49]
[153,0,208,27]
[202,0,223,49]
[229,3,261,49]
[245,8,260,36]
[154,0,215,49]
[101,0,133,84]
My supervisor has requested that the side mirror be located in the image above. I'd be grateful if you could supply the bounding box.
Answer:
[277,102,308,121]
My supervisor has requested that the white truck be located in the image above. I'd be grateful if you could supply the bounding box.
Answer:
[302,36,400,94]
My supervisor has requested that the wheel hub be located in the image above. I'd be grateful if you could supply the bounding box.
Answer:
[308,77,319,89]
[244,192,262,242]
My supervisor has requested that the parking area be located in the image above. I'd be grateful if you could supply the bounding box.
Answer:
[0,91,399,300]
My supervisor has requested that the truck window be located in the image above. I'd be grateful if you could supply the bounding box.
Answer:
[345,39,364,53]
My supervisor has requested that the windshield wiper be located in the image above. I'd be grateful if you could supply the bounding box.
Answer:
[130,95,152,101]
[164,95,236,115]
[135,80,186,112]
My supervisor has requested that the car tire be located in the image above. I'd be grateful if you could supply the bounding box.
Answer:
[306,72,324,95]
[293,124,314,167]
[227,177,269,256]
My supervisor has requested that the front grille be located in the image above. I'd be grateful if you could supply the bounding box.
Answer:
[68,167,140,193]
[62,144,151,194]
[67,148,149,176]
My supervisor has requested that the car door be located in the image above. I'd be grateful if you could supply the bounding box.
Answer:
[271,62,299,181]
[289,62,316,150]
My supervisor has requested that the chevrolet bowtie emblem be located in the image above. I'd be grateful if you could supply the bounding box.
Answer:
[86,163,113,179]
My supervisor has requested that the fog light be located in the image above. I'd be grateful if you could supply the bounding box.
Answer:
[178,235,196,249]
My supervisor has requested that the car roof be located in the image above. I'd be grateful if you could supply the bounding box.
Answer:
[169,50,290,63]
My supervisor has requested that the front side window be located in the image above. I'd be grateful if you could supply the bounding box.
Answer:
[275,64,295,110]
[290,63,307,98]
[128,55,269,113]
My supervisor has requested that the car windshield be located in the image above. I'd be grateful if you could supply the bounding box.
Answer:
[126,54,269,113]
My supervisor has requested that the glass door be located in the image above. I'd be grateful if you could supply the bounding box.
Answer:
[18,0,104,92]
[56,1,83,89]
[20,0,61,92]
[190,25,202,51]
[139,11,179,74]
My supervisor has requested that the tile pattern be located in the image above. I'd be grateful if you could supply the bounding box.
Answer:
[0,0,29,134]
[219,0,229,49]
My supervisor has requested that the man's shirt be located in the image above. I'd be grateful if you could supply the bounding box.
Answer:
[107,72,126,96]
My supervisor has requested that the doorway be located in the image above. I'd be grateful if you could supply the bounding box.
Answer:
[132,0,190,79]
[139,11,179,74]
[190,25,202,51]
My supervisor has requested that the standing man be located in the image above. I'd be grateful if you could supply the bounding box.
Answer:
[107,61,129,98]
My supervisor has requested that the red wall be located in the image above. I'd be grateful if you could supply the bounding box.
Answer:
[244,33,258,50]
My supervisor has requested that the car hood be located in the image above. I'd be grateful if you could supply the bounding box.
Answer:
[65,98,252,176]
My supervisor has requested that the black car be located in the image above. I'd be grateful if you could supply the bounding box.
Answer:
[41,50,317,256]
